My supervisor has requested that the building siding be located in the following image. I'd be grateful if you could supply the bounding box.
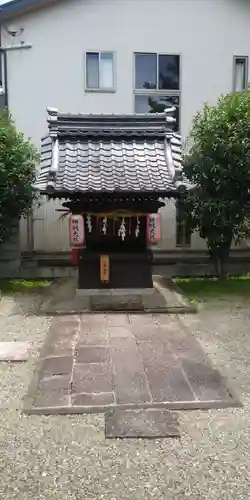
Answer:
[1,0,250,252]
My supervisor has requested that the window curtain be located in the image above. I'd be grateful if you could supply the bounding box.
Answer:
[100,53,114,88]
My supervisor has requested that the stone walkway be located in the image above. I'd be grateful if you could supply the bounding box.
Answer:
[1,294,249,498]
[24,313,240,414]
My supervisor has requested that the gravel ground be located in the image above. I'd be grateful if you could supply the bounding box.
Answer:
[0,294,250,499]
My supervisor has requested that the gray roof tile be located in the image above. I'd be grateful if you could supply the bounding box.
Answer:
[35,107,188,196]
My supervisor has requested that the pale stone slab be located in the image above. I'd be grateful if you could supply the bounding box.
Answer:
[0,342,32,362]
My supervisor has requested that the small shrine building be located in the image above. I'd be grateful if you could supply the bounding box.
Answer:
[35,107,188,290]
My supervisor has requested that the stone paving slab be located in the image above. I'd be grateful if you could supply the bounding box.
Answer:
[42,356,73,376]
[72,391,115,407]
[105,409,180,439]
[76,346,110,363]
[111,338,151,405]
[0,342,32,362]
[24,313,242,415]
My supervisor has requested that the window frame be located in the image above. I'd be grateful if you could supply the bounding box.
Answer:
[133,52,181,93]
[85,50,116,93]
[0,50,5,94]
[133,52,181,131]
[175,199,191,248]
[233,55,248,92]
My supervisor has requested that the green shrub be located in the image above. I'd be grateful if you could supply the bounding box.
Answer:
[183,90,250,277]
[0,110,39,243]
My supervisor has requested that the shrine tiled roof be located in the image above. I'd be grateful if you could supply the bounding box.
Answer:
[34,107,189,196]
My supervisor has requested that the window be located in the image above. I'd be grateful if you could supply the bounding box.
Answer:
[0,51,6,109]
[176,200,191,247]
[0,51,3,94]
[233,56,248,92]
[86,52,115,91]
[134,53,180,131]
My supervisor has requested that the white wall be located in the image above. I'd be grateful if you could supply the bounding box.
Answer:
[2,0,250,251]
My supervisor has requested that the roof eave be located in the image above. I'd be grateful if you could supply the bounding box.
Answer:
[36,188,183,200]
[0,0,59,21]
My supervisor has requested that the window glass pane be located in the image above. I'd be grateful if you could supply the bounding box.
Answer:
[100,52,114,88]
[134,95,149,113]
[159,55,180,90]
[86,52,99,88]
[234,58,247,91]
[135,53,157,89]
[0,52,2,93]
[135,94,180,131]
[0,52,5,108]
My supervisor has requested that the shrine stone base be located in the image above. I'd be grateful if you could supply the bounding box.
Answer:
[76,288,155,312]
[38,276,197,315]
[76,288,154,296]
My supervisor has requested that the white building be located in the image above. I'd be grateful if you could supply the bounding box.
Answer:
[0,0,249,255]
